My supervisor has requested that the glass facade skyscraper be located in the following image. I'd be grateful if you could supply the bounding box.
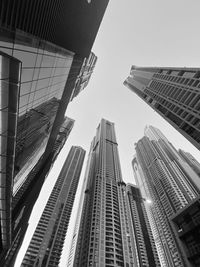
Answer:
[0,34,76,265]
[0,0,110,263]
[70,119,160,267]
[124,66,200,151]
[21,146,85,267]
[0,1,109,265]
[133,125,200,267]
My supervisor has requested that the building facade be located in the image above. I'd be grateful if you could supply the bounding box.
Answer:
[21,146,85,267]
[0,0,109,58]
[133,125,200,267]
[124,66,200,151]
[0,0,109,263]
[70,52,97,101]
[179,150,200,177]
[5,117,74,267]
[70,119,160,267]
[170,196,200,267]
[126,184,161,267]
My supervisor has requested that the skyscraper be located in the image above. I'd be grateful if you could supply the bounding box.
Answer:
[5,117,74,267]
[21,146,85,267]
[179,149,200,177]
[126,184,161,267]
[70,119,160,267]
[170,196,200,267]
[133,125,200,267]
[124,66,200,151]
[0,1,109,263]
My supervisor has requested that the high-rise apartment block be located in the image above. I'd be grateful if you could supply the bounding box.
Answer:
[21,146,85,267]
[70,119,160,267]
[179,149,200,177]
[124,66,200,151]
[126,184,161,267]
[170,196,200,267]
[0,0,109,264]
[133,125,200,267]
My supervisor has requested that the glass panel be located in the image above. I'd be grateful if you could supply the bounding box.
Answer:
[35,54,43,67]
[0,136,7,154]
[0,56,9,80]
[38,68,52,79]
[34,88,49,101]
[0,187,6,199]
[0,80,9,109]
[0,110,8,132]
[0,198,6,209]
[21,68,34,83]
[28,92,35,103]
[33,68,40,80]
[13,50,36,68]
[0,156,6,170]
[56,57,66,67]
[41,55,55,68]
[31,81,37,92]
[20,82,32,96]
[36,78,49,90]
[19,94,30,108]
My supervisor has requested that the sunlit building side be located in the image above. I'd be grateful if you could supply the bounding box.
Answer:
[133,125,200,267]
[124,66,200,151]
[126,184,161,266]
[70,119,160,267]
[179,149,200,177]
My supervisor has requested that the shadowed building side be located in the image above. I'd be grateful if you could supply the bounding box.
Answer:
[21,146,85,267]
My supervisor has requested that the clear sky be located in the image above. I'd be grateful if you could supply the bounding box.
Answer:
[15,0,200,266]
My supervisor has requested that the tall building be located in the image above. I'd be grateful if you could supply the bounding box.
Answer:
[179,149,200,177]
[70,119,160,267]
[133,125,200,267]
[126,184,161,267]
[12,117,75,208]
[124,66,200,151]
[21,146,85,267]
[170,196,200,267]
[6,117,74,267]
[0,0,109,58]
[0,1,109,264]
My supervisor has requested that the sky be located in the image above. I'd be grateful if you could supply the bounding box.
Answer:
[15,0,200,266]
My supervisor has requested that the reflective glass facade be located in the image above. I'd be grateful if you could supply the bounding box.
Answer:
[0,30,74,198]
[70,52,97,101]
[0,29,77,265]
[0,52,21,249]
